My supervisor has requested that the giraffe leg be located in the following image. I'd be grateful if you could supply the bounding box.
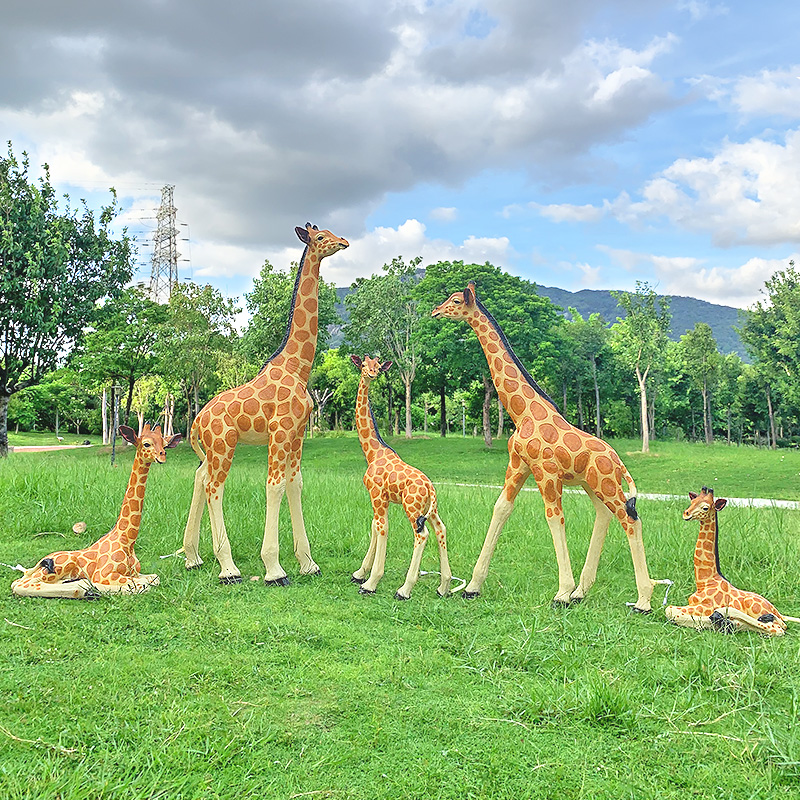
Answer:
[537,474,576,605]
[620,512,655,613]
[665,604,715,630]
[261,476,289,584]
[428,510,453,597]
[571,486,614,603]
[285,459,320,576]
[359,505,388,594]
[11,577,98,599]
[716,606,786,636]
[463,453,531,598]
[395,503,430,600]
[205,479,242,583]
[182,460,208,569]
[352,517,378,583]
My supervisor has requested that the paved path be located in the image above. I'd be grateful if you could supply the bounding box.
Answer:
[10,444,94,453]
[442,481,800,510]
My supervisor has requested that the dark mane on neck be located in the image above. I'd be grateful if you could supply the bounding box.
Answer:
[713,510,726,581]
[368,397,397,456]
[259,244,309,372]
[475,297,559,412]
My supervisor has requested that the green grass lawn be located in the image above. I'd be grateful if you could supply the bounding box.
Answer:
[1,435,799,799]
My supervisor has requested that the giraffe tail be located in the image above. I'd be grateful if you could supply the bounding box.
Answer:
[622,466,639,520]
[189,419,206,463]
[782,615,800,624]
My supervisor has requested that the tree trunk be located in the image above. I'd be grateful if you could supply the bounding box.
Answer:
[726,406,731,445]
[636,367,649,453]
[482,374,493,447]
[766,386,777,449]
[125,376,135,425]
[404,377,412,439]
[102,387,109,445]
[55,407,60,438]
[0,393,9,458]
[591,354,601,438]
[562,380,568,418]
[576,381,584,430]
[497,399,504,438]
[193,383,200,419]
[423,403,427,434]
[702,378,713,444]
[439,384,447,437]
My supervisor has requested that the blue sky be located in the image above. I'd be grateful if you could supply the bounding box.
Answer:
[2,1,799,309]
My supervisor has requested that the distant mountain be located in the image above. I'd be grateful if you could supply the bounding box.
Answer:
[331,281,747,359]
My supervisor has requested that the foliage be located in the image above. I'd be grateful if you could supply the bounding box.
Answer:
[0,143,133,455]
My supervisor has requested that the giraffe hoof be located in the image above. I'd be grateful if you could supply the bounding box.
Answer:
[358,587,375,596]
[709,610,735,633]
[264,576,291,587]
[219,575,243,585]
[351,575,367,585]
[462,590,480,600]
[394,592,410,601]
[551,599,572,609]
[631,605,652,615]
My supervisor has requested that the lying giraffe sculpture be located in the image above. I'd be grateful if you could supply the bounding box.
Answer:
[350,355,453,599]
[12,424,181,598]
[182,224,348,584]
[432,282,660,612]
[665,487,797,635]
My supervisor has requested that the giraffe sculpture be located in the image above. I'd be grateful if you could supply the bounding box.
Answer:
[432,282,658,612]
[182,224,348,584]
[665,487,796,635]
[349,355,453,598]
[12,423,181,598]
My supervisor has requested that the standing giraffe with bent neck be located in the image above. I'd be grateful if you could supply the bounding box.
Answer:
[350,355,452,599]
[182,224,348,584]
[665,487,793,635]
[433,282,657,612]
[12,423,181,598]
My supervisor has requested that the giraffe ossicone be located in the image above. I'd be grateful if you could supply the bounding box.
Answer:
[350,355,453,599]
[664,487,793,635]
[432,281,662,612]
[11,423,181,599]
[181,223,348,584]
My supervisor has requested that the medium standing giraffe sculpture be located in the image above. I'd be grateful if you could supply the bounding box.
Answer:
[12,423,181,598]
[350,356,453,598]
[665,488,796,635]
[182,224,348,584]
[432,282,659,612]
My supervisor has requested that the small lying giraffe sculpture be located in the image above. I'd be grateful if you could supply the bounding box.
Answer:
[665,487,794,635]
[350,355,453,599]
[12,424,181,598]
[432,282,658,611]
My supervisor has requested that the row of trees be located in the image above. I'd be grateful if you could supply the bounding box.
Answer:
[3,144,799,455]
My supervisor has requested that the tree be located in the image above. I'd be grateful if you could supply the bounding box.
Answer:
[740,262,800,449]
[566,309,610,436]
[679,323,720,444]
[343,256,422,438]
[0,144,133,456]
[610,282,671,453]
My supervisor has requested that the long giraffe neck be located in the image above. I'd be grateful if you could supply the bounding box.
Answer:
[355,379,389,463]
[265,245,320,385]
[115,453,151,547]
[465,302,557,424]
[694,515,724,586]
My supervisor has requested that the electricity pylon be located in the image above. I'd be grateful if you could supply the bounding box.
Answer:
[149,185,179,303]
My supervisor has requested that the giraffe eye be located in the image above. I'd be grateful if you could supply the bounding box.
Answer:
[144,441,151,447]
[317,234,324,241]
[453,298,461,305]
[701,505,709,511]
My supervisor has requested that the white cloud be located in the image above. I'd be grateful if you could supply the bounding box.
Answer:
[430,206,458,222]
[677,1,728,22]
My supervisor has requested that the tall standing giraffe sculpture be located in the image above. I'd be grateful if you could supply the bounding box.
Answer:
[432,282,658,612]
[12,423,181,598]
[665,487,795,635]
[182,224,348,584]
[350,356,453,599]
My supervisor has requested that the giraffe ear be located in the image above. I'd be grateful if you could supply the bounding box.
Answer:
[350,355,363,370]
[119,425,137,445]
[714,498,727,511]
[296,226,311,244]
[464,282,477,306]
[380,361,393,373]
[166,434,182,449]
[688,492,698,500]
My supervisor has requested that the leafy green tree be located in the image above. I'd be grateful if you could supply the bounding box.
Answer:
[715,353,745,444]
[740,262,800,448]
[343,256,422,438]
[610,282,671,453]
[414,261,563,445]
[566,309,610,436]
[679,322,720,444]
[72,287,167,425]
[309,348,360,431]
[0,144,133,455]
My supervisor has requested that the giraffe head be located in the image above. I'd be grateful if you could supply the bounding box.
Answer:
[119,423,182,464]
[431,281,478,320]
[350,355,392,385]
[684,487,727,521]
[295,223,349,259]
